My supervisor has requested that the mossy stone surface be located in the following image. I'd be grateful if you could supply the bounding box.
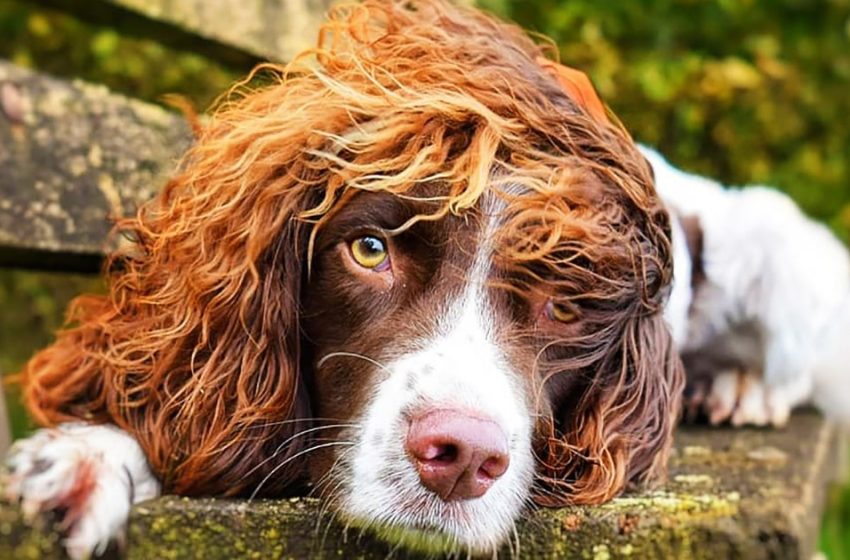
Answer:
[0,411,838,559]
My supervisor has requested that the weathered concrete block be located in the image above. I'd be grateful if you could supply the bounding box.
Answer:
[0,61,191,270]
[103,0,334,63]
[0,411,839,559]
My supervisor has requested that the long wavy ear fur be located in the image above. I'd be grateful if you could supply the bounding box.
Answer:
[529,48,683,507]
[535,312,683,506]
[21,83,318,496]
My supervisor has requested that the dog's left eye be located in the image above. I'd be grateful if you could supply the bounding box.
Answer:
[350,236,390,270]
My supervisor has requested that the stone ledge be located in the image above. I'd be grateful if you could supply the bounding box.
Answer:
[0,61,191,270]
[0,411,839,559]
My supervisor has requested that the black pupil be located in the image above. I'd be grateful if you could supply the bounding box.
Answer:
[361,237,384,255]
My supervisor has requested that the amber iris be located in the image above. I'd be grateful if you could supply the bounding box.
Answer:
[350,236,389,269]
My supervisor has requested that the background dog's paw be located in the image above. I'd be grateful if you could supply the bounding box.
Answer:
[705,370,740,425]
[730,373,771,426]
[2,423,160,560]
[702,370,790,428]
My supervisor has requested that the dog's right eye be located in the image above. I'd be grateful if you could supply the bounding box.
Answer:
[545,300,580,324]
[350,236,390,271]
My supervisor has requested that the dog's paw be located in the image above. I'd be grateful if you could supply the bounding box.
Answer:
[2,423,160,560]
[702,370,790,427]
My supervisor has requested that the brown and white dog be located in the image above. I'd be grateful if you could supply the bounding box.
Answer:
[2,1,682,557]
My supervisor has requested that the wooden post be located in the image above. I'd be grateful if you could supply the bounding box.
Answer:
[0,371,11,455]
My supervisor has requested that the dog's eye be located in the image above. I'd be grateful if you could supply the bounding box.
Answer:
[547,301,578,324]
[350,236,389,270]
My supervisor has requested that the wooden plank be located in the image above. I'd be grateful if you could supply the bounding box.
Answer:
[110,0,334,62]
[0,412,838,559]
[0,61,191,271]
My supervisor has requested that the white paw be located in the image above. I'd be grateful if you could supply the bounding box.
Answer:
[731,373,770,426]
[2,423,160,560]
[705,370,790,428]
[705,370,738,425]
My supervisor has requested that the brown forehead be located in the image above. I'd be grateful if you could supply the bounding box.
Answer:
[313,189,486,254]
[317,193,556,296]
[310,171,636,301]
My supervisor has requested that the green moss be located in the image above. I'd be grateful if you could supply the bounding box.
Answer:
[592,543,611,560]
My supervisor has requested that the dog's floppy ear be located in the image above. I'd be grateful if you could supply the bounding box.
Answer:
[21,84,320,497]
[532,202,684,504]
[528,55,683,505]
[536,310,683,505]
[536,57,609,125]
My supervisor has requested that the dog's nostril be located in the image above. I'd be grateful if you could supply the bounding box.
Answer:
[406,409,510,502]
[425,443,458,464]
[478,455,509,481]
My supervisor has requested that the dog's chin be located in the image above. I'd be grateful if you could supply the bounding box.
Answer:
[333,477,530,557]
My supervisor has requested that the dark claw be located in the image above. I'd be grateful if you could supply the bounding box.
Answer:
[30,458,52,476]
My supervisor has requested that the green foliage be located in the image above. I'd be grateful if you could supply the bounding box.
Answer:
[0,270,103,437]
[822,472,850,559]
[0,0,238,107]
[481,0,850,241]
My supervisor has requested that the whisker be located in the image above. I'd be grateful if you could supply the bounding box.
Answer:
[246,417,357,430]
[240,425,358,485]
[510,521,521,560]
[314,446,356,550]
[312,449,353,511]
[317,351,393,375]
[312,444,354,493]
[249,441,355,501]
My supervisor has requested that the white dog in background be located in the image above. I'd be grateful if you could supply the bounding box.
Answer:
[644,145,850,427]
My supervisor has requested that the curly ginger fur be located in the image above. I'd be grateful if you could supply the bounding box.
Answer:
[21,0,682,503]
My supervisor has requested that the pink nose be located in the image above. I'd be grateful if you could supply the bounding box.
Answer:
[405,409,510,501]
